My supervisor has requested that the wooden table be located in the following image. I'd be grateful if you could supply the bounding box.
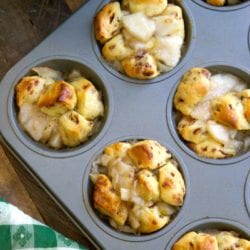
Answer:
[0,0,94,248]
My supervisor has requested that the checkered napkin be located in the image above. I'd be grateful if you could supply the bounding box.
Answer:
[0,200,87,250]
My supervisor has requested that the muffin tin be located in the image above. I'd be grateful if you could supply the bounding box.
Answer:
[0,0,249,249]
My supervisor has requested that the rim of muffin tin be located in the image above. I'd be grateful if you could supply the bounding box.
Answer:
[167,62,250,165]
[248,25,250,52]
[245,170,250,218]
[166,217,250,249]
[191,0,250,11]
[82,135,190,242]
[92,0,196,84]
[7,55,113,158]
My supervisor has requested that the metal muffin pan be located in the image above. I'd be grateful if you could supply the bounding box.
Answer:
[0,0,249,249]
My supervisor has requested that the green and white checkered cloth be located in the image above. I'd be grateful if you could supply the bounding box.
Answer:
[0,200,87,250]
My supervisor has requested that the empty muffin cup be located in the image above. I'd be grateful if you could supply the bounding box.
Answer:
[82,137,190,241]
[167,218,250,249]
[92,0,196,83]
[8,56,113,158]
[167,63,250,164]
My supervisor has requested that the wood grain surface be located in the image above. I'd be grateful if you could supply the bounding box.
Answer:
[0,0,94,248]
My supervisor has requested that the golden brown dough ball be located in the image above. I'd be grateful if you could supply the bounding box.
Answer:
[71,77,104,120]
[58,110,93,147]
[159,162,185,206]
[110,202,128,226]
[239,89,250,123]
[93,174,122,218]
[127,140,171,169]
[127,0,167,17]
[174,68,211,116]
[239,239,250,249]
[104,142,131,160]
[15,76,46,107]
[211,92,250,130]
[130,205,169,233]
[121,52,159,79]
[153,4,184,39]
[136,169,159,202]
[102,34,133,61]
[206,0,226,6]
[95,2,122,44]
[189,139,236,159]
[172,232,218,250]
[37,81,77,116]
[177,116,208,144]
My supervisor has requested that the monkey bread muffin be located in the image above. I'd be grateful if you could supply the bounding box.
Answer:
[15,67,104,149]
[172,230,250,249]
[95,0,185,80]
[174,67,250,159]
[90,139,186,234]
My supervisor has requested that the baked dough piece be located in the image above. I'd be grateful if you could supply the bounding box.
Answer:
[127,0,167,17]
[172,232,218,250]
[215,231,240,250]
[121,52,159,79]
[102,34,133,61]
[159,162,185,206]
[127,140,171,169]
[206,0,226,6]
[178,116,208,144]
[37,81,77,116]
[15,76,46,107]
[104,142,131,160]
[211,92,250,130]
[136,169,159,202]
[153,4,184,39]
[58,111,93,147]
[239,89,250,123]
[110,202,128,226]
[239,239,250,249]
[95,2,122,44]
[93,174,128,226]
[71,77,104,120]
[174,68,211,116]
[189,139,236,159]
[130,205,169,233]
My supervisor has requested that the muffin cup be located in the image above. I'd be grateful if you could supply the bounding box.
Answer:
[191,0,250,11]
[166,217,250,249]
[82,136,190,241]
[7,55,113,158]
[92,0,196,84]
[167,62,250,165]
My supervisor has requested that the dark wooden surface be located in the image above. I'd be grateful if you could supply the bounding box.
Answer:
[0,0,94,248]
